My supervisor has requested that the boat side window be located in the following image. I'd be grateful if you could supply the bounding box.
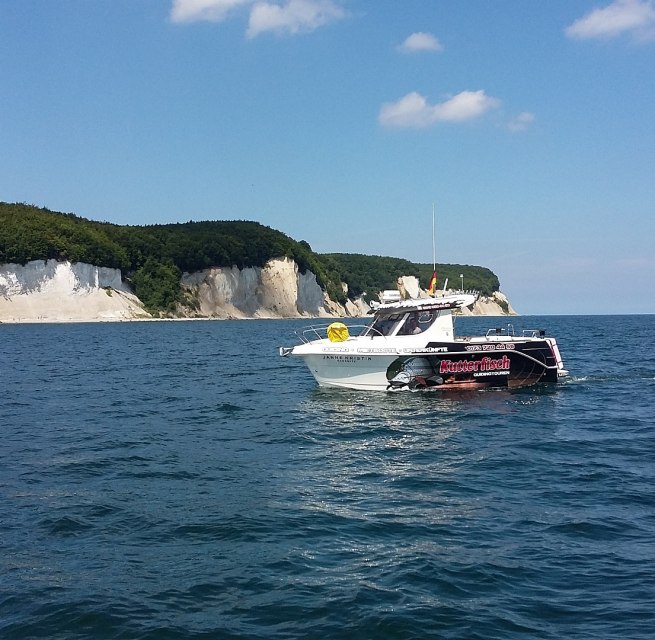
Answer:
[398,311,438,335]
[398,312,422,335]
[418,311,438,331]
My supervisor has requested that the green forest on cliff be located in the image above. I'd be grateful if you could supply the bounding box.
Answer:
[322,253,499,300]
[0,202,500,312]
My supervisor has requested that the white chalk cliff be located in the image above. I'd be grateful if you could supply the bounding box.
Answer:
[0,260,148,323]
[180,257,368,319]
[460,291,517,316]
[0,259,514,323]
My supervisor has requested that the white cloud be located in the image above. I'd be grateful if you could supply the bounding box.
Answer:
[247,0,345,38]
[170,0,252,23]
[398,32,443,53]
[507,111,535,132]
[379,90,501,129]
[170,0,346,36]
[435,91,501,122]
[379,92,436,128]
[565,0,655,42]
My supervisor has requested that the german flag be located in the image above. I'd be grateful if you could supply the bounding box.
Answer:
[428,271,437,296]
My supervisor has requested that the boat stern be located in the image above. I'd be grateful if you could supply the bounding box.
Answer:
[545,337,569,378]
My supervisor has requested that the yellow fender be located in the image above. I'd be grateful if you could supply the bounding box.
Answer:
[327,322,349,342]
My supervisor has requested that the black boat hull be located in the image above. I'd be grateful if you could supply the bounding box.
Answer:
[386,340,560,390]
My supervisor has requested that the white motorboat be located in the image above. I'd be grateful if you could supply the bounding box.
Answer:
[279,292,568,391]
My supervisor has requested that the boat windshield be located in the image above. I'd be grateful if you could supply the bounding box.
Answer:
[367,313,403,337]
[366,309,439,337]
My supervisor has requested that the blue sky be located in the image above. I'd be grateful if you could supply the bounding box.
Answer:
[2,0,654,314]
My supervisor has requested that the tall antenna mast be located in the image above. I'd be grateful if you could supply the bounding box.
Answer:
[432,203,436,272]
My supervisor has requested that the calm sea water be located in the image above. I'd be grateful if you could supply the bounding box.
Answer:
[1,315,654,639]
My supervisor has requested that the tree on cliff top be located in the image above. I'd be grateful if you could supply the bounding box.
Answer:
[323,253,499,298]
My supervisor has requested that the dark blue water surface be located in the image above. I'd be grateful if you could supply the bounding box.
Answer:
[1,315,654,639]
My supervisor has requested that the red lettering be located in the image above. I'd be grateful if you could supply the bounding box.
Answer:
[439,358,509,375]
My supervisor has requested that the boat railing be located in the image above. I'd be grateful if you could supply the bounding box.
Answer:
[295,323,378,344]
[485,325,546,339]
[486,324,515,337]
[522,329,547,338]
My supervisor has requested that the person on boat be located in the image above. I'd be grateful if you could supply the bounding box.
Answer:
[401,313,422,335]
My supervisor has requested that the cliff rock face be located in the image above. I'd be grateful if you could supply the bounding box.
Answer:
[459,291,517,316]
[181,257,339,319]
[0,259,148,322]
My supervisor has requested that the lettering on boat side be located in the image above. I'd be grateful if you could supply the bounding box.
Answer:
[439,355,511,375]
[404,347,448,354]
[356,347,398,354]
[322,347,351,353]
[466,343,515,352]
[322,355,372,362]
